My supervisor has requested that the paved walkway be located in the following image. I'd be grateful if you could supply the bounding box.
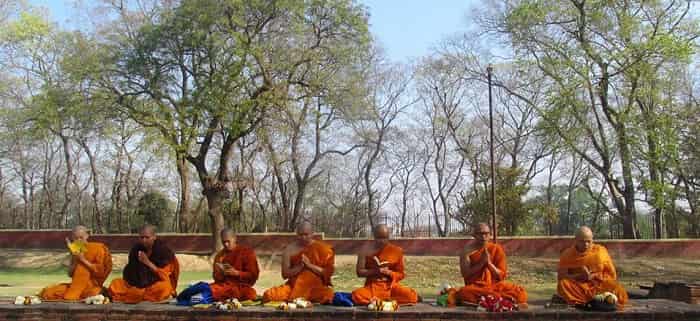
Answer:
[1,298,699,321]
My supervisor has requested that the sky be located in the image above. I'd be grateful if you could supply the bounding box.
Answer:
[361,0,475,61]
[27,0,477,63]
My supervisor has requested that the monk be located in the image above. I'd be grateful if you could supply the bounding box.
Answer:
[108,225,180,303]
[450,223,527,306]
[210,228,260,301]
[262,222,334,304]
[351,224,418,305]
[557,226,628,306]
[40,226,112,300]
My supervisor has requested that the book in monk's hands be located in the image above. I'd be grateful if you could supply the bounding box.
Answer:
[567,267,588,276]
[216,263,232,270]
[374,256,390,267]
[67,240,87,255]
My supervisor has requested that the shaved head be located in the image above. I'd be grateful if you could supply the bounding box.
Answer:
[373,224,390,238]
[574,226,594,252]
[220,228,237,251]
[474,223,490,233]
[139,224,157,249]
[373,224,390,246]
[220,228,236,239]
[71,225,89,242]
[296,221,314,245]
[575,226,593,239]
[297,221,313,234]
[140,224,157,236]
[472,223,491,246]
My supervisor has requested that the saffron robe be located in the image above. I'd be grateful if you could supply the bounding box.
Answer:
[210,245,259,301]
[454,242,527,304]
[108,240,179,303]
[351,243,418,305]
[557,244,628,306]
[40,242,112,300]
[262,241,334,304]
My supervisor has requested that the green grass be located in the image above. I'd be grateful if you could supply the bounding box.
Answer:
[0,268,215,297]
[1,256,698,301]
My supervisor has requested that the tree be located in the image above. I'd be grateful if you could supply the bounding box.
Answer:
[135,190,172,230]
[459,166,531,235]
[103,0,370,250]
[352,56,416,228]
[484,0,698,238]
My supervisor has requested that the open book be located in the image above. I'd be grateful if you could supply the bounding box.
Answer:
[567,267,592,276]
[67,240,87,255]
[373,256,390,267]
[216,262,232,270]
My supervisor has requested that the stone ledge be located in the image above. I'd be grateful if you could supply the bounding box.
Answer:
[4,230,700,257]
[1,299,699,321]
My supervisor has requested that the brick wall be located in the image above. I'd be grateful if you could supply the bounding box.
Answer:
[1,230,700,257]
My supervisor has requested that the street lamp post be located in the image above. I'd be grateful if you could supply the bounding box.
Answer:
[487,64,497,242]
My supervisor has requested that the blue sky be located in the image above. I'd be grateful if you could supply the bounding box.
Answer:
[361,0,474,61]
[28,0,476,63]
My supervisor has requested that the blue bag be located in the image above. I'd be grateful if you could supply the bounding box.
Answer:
[332,292,354,307]
[176,282,213,306]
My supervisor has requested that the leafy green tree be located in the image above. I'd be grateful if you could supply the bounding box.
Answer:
[135,190,173,231]
[492,0,698,238]
[458,166,532,236]
[100,0,370,250]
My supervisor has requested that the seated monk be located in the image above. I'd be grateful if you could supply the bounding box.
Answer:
[40,225,112,300]
[557,226,628,307]
[210,228,260,301]
[262,222,334,304]
[450,223,527,306]
[108,225,179,303]
[352,224,417,305]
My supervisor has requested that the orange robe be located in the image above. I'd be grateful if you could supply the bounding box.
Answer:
[351,243,417,305]
[262,241,334,304]
[108,258,179,303]
[454,242,527,304]
[557,244,628,306]
[210,245,259,301]
[40,242,112,301]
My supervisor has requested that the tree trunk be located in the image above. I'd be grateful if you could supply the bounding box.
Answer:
[175,155,191,232]
[290,182,306,229]
[363,137,383,230]
[641,101,664,239]
[204,187,226,253]
[79,140,103,233]
[265,141,291,231]
[400,182,409,237]
[617,125,639,239]
[58,134,74,227]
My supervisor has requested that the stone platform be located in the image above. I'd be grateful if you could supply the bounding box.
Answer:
[1,299,699,321]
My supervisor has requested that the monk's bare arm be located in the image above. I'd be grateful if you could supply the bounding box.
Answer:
[557,267,575,280]
[355,252,378,278]
[482,250,503,280]
[301,254,327,277]
[484,261,503,281]
[281,247,303,279]
[557,266,587,281]
[137,251,167,279]
[76,253,97,274]
[459,251,486,279]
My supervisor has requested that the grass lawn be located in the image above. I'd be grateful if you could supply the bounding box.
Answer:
[1,256,697,301]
